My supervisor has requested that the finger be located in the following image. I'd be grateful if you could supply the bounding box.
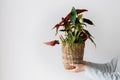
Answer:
[69,63,79,66]
[67,68,81,73]
[66,68,77,72]
[69,63,83,67]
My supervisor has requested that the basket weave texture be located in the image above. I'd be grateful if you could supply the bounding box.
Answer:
[62,43,85,70]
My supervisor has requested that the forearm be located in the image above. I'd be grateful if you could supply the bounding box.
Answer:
[85,60,120,80]
[86,62,112,72]
[85,57,118,73]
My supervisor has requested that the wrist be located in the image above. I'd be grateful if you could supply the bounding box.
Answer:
[83,61,90,71]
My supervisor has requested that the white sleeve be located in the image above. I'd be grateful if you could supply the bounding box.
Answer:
[85,57,120,80]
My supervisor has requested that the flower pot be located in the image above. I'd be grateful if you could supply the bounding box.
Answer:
[62,43,85,70]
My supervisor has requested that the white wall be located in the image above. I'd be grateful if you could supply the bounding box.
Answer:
[1,0,120,80]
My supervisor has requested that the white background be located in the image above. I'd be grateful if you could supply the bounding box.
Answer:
[0,0,120,80]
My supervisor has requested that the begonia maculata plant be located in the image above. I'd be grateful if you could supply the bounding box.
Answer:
[44,7,95,49]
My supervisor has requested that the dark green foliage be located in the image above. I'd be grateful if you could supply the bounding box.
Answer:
[83,18,94,25]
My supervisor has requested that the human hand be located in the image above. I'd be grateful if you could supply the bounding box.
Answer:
[66,61,89,73]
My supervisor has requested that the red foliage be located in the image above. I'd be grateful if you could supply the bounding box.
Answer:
[44,40,59,46]
[80,32,88,40]
[76,9,88,14]
[53,9,87,33]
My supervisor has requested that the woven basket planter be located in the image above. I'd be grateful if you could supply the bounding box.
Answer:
[62,43,85,70]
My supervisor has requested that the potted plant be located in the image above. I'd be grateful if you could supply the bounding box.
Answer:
[44,7,95,70]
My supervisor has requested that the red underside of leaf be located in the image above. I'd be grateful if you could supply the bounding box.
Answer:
[44,40,59,46]
[80,32,88,39]
[76,9,88,14]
